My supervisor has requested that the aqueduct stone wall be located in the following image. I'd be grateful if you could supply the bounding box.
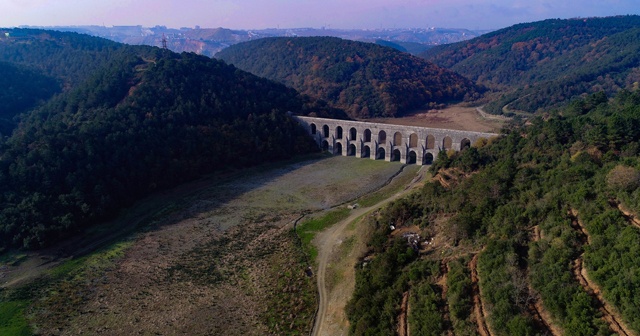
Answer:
[294,116,499,165]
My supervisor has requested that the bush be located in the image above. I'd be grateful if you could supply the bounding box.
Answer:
[606,165,640,191]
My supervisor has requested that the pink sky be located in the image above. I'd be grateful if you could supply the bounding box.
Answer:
[3,0,640,30]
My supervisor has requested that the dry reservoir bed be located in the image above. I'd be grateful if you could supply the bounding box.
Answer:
[21,155,407,335]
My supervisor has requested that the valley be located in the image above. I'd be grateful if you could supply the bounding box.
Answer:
[1,155,418,335]
[3,15,640,335]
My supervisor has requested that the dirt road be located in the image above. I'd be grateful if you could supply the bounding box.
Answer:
[311,166,426,336]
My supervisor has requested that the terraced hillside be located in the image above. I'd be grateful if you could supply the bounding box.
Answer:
[346,90,640,335]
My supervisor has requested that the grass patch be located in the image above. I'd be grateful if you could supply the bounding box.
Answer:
[347,213,367,231]
[357,165,423,208]
[2,240,134,334]
[48,240,132,279]
[0,300,31,336]
[297,208,350,261]
[40,241,133,328]
[0,253,28,266]
[326,235,357,290]
[341,235,356,253]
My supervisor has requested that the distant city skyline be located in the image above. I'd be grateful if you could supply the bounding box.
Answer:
[3,0,640,31]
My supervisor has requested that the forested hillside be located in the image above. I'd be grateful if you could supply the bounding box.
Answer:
[0,30,320,250]
[216,37,482,119]
[0,29,129,88]
[0,61,59,134]
[0,29,148,133]
[348,90,640,335]
[421,15,640,114]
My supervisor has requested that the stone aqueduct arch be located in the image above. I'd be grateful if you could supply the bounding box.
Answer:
[295,116,498,165]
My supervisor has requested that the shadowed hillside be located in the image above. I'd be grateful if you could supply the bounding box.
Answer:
[0,61,59,133]
[0,30,320,250]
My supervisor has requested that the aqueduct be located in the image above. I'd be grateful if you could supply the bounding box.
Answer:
[295,116,499,165]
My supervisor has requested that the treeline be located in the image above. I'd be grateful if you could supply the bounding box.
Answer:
[216,36,483,119]
[348,90,640,335]
[0,33,322,250]
[0,29,127,88]
[421,15,640,114]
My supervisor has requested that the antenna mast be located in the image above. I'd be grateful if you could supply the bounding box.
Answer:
[162,33,168,49]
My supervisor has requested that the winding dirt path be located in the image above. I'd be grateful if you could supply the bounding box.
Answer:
[311,166,426,336]
[568,209,634,336]
[470,253,492,336]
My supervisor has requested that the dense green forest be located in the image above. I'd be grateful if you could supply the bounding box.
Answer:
[0,61,59,134]
[0,29,152,133]
[421,15,640,114]
[0,29,126,88]
[0,30,324,250]
[216,36,483,119]
[348,90,640,335]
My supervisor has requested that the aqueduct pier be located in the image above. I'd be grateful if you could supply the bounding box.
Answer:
[295,116,499,165]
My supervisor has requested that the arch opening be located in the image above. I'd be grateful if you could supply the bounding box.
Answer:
[323,125,329,138]
[336,126,343,139]
[394,132,403,146]
[423,152,434,165]
[362,145,371,158]
[378,130,387,144]
[408,151,417,164]
[364,129,372,142]
[334,142,343,155]
[376,147,386,160]
[461,138,471,150]
[348,144,356,156]
[426,135,435,149]
[392,149,401,162]
[322,140,329,151]
[310,123,317,135]
[409,133,418,148]
[443,136,452,150]
[349,127,357,141]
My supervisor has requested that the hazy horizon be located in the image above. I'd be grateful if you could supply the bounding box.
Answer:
[3,0,640,31]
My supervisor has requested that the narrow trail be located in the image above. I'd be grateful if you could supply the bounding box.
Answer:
[610,199,640,229]
[567,209,633,336]
[436,261,453,336]
[311,166,426,336]
[398,291,410,336]
[470,253,492,336]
